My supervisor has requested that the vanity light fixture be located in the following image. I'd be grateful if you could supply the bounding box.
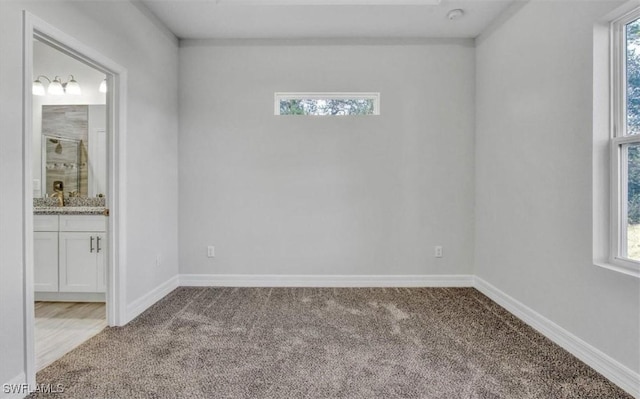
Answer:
[99,78,107,93]
[32,75,82,96]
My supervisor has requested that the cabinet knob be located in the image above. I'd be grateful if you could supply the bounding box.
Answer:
[90,236,94,253]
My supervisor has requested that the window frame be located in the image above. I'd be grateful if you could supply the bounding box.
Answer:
[274,92,381,116]
[610,8,640,274]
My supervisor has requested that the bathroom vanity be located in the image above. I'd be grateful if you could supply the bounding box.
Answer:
[34,211,107,302]
[32,103,109,302]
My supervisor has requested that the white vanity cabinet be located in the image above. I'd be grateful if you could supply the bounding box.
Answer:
[34,214,107,295]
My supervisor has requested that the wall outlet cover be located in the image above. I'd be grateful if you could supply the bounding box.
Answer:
[435,246,443,258]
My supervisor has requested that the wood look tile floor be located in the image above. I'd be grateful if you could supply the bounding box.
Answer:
[35,302,107,371]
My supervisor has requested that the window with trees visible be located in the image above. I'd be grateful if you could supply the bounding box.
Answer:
[275,93,380,116]
[612,10,640,270]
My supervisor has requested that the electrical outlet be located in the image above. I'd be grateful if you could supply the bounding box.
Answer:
[207,246,215,258]
[435,246,443,258]
[156,254,162,267]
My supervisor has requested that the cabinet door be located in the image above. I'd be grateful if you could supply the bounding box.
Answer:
[59,232,98,292]
[34,232,58,292]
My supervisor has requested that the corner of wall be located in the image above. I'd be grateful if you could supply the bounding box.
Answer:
[475,0,530,47]
[127,0,179,47]
[125,275,179,323]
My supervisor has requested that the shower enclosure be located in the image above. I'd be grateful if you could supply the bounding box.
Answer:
[42,135,84,196]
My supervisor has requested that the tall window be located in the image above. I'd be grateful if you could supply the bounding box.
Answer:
[612,10,640,270]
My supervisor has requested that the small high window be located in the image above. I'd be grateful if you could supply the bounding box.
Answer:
[275,92,380,116]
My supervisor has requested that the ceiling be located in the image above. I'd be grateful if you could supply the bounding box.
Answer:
[140,0,517,40]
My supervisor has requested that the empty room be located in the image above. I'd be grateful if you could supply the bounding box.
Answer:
[1,0,639,398]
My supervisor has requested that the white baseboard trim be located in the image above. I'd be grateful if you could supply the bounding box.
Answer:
[34,292,105,302]
[1,372,27,399]
[179,274,474,287]
[125,275,179,324]
[474,277,640,398]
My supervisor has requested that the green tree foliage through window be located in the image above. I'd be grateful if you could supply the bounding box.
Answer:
[628,144,640,225]
[280,98,375,116]
[627,19,640,225]
[627,19,640,135]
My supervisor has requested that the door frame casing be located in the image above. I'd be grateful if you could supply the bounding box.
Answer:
[22,11,128,387]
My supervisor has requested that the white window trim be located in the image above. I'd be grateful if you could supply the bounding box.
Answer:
[274,92,380,116]
[608,7,640,276]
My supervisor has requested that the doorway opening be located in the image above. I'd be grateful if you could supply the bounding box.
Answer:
[23,12,127,387]
[32,38,108,371]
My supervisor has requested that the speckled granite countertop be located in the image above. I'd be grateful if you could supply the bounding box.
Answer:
[35,197,106,207]
[34,206,109,216]
[34,197,108,215]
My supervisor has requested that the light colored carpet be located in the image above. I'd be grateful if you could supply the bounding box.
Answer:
[31,287,631,398]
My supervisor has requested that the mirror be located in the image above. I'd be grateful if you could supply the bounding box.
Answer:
[38,104,106,198]
[32,39,107,199]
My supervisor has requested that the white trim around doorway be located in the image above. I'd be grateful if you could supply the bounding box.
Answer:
[22,11,128,388]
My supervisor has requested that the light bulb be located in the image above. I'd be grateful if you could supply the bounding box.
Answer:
[32,79,45,96]
[48,77,64,95]
[99,78,107,93]
[65,76,81,95]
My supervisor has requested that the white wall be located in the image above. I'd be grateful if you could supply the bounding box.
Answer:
[0,0,179,388]
[475,0,640,375]
[179,40,476,276]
